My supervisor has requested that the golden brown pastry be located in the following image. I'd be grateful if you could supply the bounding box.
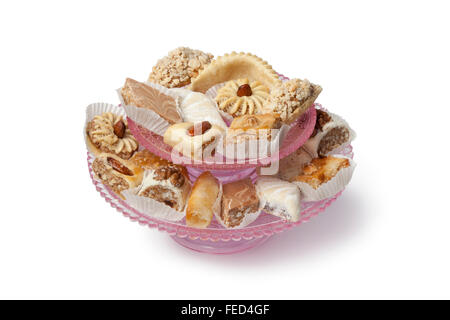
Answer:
[148,47,214,88]
[121,78,182,124]
[86,112,138,159]
[186,172,220,229]
[134,150,191,212]
[92,153,144,196]
[215,78,270,117]
[227,113,282,143]
[293,156,350,189]
[265,78,322,124]
[190,52,282,93]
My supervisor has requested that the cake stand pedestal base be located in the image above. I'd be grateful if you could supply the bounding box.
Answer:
[171,235,272,254]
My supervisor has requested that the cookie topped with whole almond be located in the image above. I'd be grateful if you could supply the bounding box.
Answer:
[86,112,138,160]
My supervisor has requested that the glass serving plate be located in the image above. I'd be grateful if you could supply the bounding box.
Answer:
[87,142,354,254]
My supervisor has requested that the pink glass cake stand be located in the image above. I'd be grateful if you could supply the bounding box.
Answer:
[88,104,353,254]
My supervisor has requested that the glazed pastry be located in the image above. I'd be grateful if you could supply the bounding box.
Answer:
[121,78,182,124]
[255,176,302,222]
[186,172,221,229]
[170,89,227,129]
[303,109,356,157]
[148,47,213,88]
[163,121,225,160]
[227,113,282,143]
[215,78,270,117]
[86,112,138,159]
[293,156,350,188]
[218,178,260,229]
[190,52,282,93]
[278,146,315,181]
[92,153,144,196]
[134,150,191,212]
[264,78,322,124]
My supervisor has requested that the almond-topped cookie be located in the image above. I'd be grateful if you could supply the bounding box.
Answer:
[86,112,138,159]
[215,78,271,117]
[163,121,225,160]
[148,47,214,88]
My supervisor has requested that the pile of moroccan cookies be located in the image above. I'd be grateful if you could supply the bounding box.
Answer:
[85,47,356,229]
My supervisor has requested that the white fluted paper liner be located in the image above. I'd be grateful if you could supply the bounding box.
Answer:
[122,104,169,136]
[212,184,223,224]
[84,103,126,155]
[219,124,290,160]
[214,208,261,230]
[205,82,227,100]
[117,81,183,136]
[122,188,185,222]
[204,83,237,125]
[292,156,357,202]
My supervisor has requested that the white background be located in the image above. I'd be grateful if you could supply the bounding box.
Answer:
[1,0,449,299]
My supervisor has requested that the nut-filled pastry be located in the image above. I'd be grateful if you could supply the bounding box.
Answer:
[86,112,138,159]
[133,150,191,212]
[92,153,144,196]
[186,172,221,229]
[255,176,302,222]
[227,113,282,143]
[217,178,260,229]
[303,109,356,157]
[163,121,225,160]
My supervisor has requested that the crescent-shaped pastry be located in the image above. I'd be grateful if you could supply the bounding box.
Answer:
[186,171,221,229]
[189,52,282,93]
[86,112,139,160]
